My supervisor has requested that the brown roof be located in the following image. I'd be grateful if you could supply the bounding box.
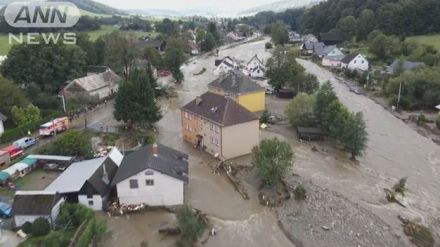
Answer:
[208,71,264,95]
[181,92,258,126]
[12,192,61,215]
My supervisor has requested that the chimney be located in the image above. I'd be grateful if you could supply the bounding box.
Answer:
[152,143,159,157]
[196,96,202,106]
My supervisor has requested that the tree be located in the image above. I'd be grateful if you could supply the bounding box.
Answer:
[176,205,207,247]
[31,217,50,237]
[144,47,163,69]
[270,21,288,46]
[11,104,41,126]
[341,112,368,159]
[42,130,93,158]
[266,48,305,90]
[337,16,357,41]
[315,81,338,125]
[45,231,71,247]
[195,29,206,43]
[252,138,294,188]
[357,9,376,40]
[1,42,86,94]
[164,37,188,83]
[207,22,220,41]
[0,76,28,118]
[114,70,162,127]
[285,93,317,127]
[201,32,216,52]
[76,33,97,65]
[103,31,140,80]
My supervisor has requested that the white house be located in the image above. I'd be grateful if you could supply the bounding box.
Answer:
[12,191,64,227]
[248,65,265,78]
[45,148,123,211]
[245,55,265,78]
[214,56,238,76]
[341,53,369,72]
[0,112,6,136]
[112,143,189,206]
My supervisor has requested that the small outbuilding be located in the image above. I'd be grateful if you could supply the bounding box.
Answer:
[296,127,325,141]
[12,191,64,227]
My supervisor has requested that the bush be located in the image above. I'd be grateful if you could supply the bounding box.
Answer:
[176,205,207,247]
[294,184,307,200]
[40,130,93,158]
[57,203,94,228]
[437,115,440,129]
[21,221,32,234]
[393,177,407,196]
[260,110,270,124]
[31,217,51,237]
[265,42,273,49]
[44,231,70,247]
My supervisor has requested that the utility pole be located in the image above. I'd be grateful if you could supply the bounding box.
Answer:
[397,81,402,111]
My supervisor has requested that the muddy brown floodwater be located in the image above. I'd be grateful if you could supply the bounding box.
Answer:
[296,59,440,244]
[101,38,296,247]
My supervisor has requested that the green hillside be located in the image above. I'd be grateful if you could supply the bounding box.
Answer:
[408,35,440,51]
[49,0,125,16]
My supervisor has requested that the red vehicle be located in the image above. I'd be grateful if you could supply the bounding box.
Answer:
[39,117,70,137]
[0,145,23,160]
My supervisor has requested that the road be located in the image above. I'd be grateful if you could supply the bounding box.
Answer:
[296,59,440,241]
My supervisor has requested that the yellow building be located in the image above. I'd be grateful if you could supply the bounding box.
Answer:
[208,71,266,112]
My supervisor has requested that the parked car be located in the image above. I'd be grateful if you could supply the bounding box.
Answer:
[13,137,37,149]
[0,145,23,160]
[0,202,12,218]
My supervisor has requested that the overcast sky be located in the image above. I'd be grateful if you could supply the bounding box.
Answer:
[94,0,279,11]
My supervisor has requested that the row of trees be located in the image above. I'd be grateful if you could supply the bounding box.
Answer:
[367,30,440,66]
[286,82,368,159]
[266,47,319,93]
[196,22,220,52]
[301,0,440,39]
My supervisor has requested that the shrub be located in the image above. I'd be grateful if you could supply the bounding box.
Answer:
[294,184,307,200]
[21,221,32,234]
[265,42,273,49]
[176,205,207,247]
[393,177,408,196]
[260,110,270,124]
[31,217,51,237]
[437,115,440,129]
[44,231,70,247]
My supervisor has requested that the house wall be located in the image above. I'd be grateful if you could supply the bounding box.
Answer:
[238,91,266,112]
[116,169,184,206]
[214,63,233,75]
[181,110,203,146]
[322,58,341,67]
[246,58,263,71]
[15,215,50,228]
[202,120,222,157]
[50,198,64,222]
[78,195,103,211]
[250,69,265,78]
[221,120,259,160]
[347,55,369,71]
[0,120,4,135]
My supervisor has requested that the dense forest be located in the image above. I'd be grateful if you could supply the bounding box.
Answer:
[301,0,440,39]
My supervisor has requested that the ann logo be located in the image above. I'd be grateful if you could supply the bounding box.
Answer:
[14,6,68,24]
[5,2,80,28]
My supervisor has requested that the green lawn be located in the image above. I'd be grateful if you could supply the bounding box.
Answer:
[408,34,440,51]
[0,34,11,56]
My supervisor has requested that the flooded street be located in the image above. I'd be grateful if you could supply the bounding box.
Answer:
[296,59,440,242]
[103,38,295,247]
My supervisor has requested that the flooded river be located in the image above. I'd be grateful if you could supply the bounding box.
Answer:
[296,59,440,242]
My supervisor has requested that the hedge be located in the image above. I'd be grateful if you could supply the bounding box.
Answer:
[0,111,61,144]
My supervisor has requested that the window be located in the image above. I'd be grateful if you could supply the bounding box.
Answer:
[129,179,138,189]
[210,136,214,144]
[215,126,220,133]
[361,60,364,64]
[184,112,189,119]
[210,123,214,131]
[215,138,219,146]
[88,200,93,206]
[146,179,154,186]
[185,124,189,130]
[87,194,92,199]
[145,170,154,176]
[354,60,357,64]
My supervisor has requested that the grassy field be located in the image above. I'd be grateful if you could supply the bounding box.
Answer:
[0,33,10,55]
[408,34,440,51]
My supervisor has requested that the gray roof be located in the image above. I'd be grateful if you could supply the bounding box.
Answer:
[0,112,7,121]
[317,45,337,56]
[65,69,121,93]
[302,41,325,51]
[341,53,359,64]
[181,92,259,127]
[208,71,264,95]
[324,53,345,61]
[12,191,61,215]
[387,59,425,74]
[247,54,263,66]
[45,157,106,193]
[112,144,189,185]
